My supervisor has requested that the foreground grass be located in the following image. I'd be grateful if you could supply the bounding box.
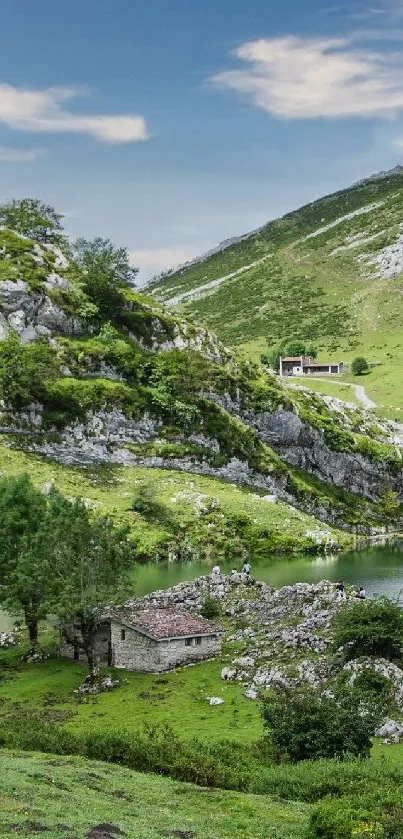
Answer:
[0,644,262,743]
[0,750,310,839]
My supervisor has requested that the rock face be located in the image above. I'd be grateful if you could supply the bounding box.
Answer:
[375,719,403,744]
[205,394,403,502]
[0,278,82,342]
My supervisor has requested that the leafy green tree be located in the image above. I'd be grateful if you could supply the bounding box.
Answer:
[0,198,64,244]
[262,686,372,763]
[351,356,369,376]
[52,498,133,674]
[332,597,403,661]
[0,332,57,411]
[131,483,172,524]
[262,342,317,372]
[72,237,138,319]
[379,485,401,520]
[0,474,48,646]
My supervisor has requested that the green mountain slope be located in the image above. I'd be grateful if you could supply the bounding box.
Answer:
[148,170,403,415]
[1,202,403,549]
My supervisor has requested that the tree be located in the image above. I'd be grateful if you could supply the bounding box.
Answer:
[262,342,317,372]
[262,686,372,763]
[0,474,48,646]
[0,198,64,244]
[52,498,133,674]
[72,237,138,319]
[0,332,57,411]
[351,356,369,376]
[332,597,403,661]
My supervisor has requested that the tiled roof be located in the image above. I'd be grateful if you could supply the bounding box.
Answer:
[110,607,222,641]
[281,356,303,362]
[303,362,340,368]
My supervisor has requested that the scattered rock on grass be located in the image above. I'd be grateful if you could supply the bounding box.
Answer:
[75,674,120,695]
[375,720,403,744]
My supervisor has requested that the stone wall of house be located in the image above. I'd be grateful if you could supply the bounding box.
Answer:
[60,624,110,665]
[110,621,222,672]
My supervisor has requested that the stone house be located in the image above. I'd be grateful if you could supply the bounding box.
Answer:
[279,355,348,376]
[60,607,223,673]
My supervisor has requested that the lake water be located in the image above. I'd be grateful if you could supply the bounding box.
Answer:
[2,543,403,632]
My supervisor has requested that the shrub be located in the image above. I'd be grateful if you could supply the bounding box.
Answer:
[331,597,403,661]
[262,687,372,763]
[309,794,403,839]
[200,593,221,619]
[1,716,403,802]
[351,357,369,376]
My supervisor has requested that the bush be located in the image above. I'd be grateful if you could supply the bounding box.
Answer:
[200,593,221,619]
[1,716,403,802]
[262,687,372,763]
[351,357,369,376]
[332,597,403,661]
[309,794,403,839]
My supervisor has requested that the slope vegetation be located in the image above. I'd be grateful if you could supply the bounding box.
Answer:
[149,170,403,415]
[0,207,403,545]
[0,750,308,839]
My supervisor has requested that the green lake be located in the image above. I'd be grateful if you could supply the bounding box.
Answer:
[2,542,403,633]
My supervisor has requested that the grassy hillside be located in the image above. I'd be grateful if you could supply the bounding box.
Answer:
[0,442,351,561]
[0,750,308,839]
[149,171,403,415]
[1,202,403,538]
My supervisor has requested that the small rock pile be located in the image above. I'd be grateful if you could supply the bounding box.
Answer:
[0,631,18,648]
[75,673,120,696]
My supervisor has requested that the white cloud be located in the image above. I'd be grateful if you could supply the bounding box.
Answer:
[0,145,46,162]
[129,246,201,283]
[212,35,403,120]
[0,83,149,144]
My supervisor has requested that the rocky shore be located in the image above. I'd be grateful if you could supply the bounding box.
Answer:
[135,572,403,741]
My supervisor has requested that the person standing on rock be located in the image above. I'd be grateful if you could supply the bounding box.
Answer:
[212,564,221,575]
[335,581,346,602]
[242,561,251,577]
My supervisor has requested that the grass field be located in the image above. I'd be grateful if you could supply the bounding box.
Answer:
[0,642,262,744]
[0,441,348,554]
[0,750,309,839]
[283,377,362,407]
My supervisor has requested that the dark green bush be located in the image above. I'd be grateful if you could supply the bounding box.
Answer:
[351,357,369,376]
[332,597,403,661]
[200,593,221,619]
[262,687,372,763]
[2,716,403,803]
[309,793,403,839]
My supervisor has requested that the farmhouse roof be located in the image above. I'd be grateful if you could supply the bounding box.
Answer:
[303,361,342,368]
[110,607,222,641]
[281,356,303,362]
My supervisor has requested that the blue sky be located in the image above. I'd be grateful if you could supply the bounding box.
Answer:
[1,0,403,281]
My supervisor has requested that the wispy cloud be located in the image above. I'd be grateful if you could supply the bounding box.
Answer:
[212,35,403,120]
[0,83,149,144]
[0,145,46,162]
